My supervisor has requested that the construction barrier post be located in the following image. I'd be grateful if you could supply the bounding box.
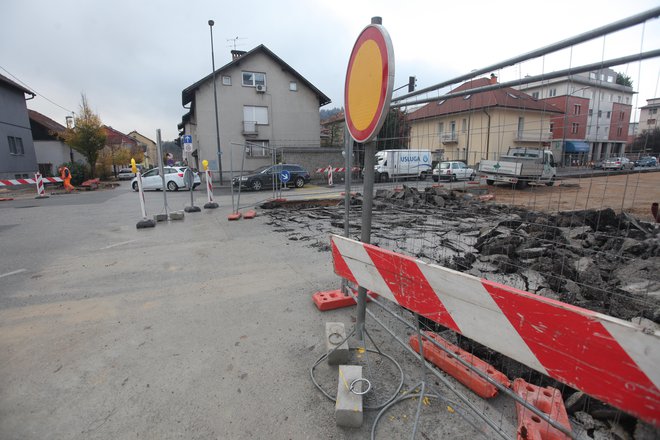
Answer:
[203,160,218,209]
[133,159,155,229]
[327,165,334,187]
[34,173,49,199]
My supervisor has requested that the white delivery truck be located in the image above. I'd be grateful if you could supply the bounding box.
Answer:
[373,149,433,182]
[478,147,557,189]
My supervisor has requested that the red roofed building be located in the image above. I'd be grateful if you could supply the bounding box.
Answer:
[408,75,562,165]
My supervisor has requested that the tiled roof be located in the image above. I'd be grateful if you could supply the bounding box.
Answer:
[104,126,138,146]
[408,77,562,121]
[28,109,66,133]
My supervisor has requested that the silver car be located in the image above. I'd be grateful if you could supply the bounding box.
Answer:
[602,157,633,170]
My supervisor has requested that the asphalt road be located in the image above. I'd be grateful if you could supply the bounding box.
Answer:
[0,183,501,439]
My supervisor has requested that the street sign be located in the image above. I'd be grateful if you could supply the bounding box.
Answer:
[344,21,394,144]
[183,135,193,153]
[279,169,290,183]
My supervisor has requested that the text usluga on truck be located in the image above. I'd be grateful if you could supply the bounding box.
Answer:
[374,149,433,183]
[478,147,557,189]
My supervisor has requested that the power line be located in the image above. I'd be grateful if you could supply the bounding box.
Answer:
[0,65,75,114]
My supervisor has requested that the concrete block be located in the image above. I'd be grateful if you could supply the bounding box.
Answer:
[335,365,363,428]
[325,322,349,365]
[169,211,184,221]
[153,213,168,222]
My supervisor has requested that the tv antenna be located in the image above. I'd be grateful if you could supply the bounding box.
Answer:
[227,37,247,50]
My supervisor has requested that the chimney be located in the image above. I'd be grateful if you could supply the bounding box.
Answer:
[490,73,498,84]
[231,50,247,60]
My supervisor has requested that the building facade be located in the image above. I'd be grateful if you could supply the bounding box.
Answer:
[128,131,157,168]
[638,98,660,134]
[0,73,37,179]
[29,110,86,176]
[408,76,561,165]
[516,68,633,164]
[180,45,330,181]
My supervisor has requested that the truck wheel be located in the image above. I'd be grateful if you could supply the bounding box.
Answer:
[418,173,426,181]
[451,174,457,182]
[469,173,476,181]
[516,180,528,190]
[486,179,494,186]
[381,173,389,183]
[545,176,555,187]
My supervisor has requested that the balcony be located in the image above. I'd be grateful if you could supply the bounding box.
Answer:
[440,132,458,144]
[514,131,552,143]
[243,120,258,137]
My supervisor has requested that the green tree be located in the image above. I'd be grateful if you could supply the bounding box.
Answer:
[61,94,106,177]
[376,108,410,151]
[631,127,660,156]
[616,73,633,87]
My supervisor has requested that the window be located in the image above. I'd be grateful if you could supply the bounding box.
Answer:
[289,81,297,91]
[588,109,593,116]
[620,112,625,121]
[574,104,581,115]
[7,136,24,155]
[243,106,268,125]
[461,118,467,133]
[626,97,630,104]
[617,127,623,136]
[607,75,614,83]
[606,111,611,119]
[571,123,579,134]
[246,140,269,157]
[617,95,621,103]
[648,118,657,125]
[549,88,557,97]
[450,121,456,136]
[598,110,602,118]
[532,91,539,100]
[549,122,554,133]
[438,122,444,136]
[222,76,231,86]
[589,72,597,80]
[651,108,658,114]
[242,71,266,87]
[517,117,524,137]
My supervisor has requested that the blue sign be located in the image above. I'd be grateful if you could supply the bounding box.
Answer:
[183,135,192,144]
[279,169,290,183]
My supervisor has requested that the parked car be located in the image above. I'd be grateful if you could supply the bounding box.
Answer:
[232,164,310,191]
[117,168,136,180]
[634,156,658,167]
[592,160,604,169]
[131,166,201,191]
[432,161,476,182]
[602,157,633,170]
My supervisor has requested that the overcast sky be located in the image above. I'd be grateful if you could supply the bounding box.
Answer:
[3,0,659,141]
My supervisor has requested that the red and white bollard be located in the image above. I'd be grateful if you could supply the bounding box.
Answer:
[327,165,334,187]
[204,169,218,209]
[34,172,49,198]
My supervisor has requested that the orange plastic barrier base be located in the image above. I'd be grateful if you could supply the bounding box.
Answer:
[0,197,14,202]
[513,378,572,440]
[228,212,242,221]
[409,332,510,399]
[312,289,375,311]
[243,210,257,219]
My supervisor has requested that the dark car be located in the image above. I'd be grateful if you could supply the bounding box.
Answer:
[232,164,311,191]
[634,156,657,167]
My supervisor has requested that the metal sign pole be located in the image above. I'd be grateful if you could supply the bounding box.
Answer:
[356,141,375,338]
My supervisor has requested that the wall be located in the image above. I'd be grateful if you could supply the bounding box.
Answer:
[34,140,86,176]
[0,86,37,179]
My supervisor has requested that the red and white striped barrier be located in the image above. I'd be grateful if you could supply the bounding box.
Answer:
[205,170,214,203]
[314,166,362,174]
[330,234,660,426]
[0,176,62,186]
[1,174,62,197]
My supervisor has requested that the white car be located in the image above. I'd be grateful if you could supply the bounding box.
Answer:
[433,161,476,182]
[131,166,201,191]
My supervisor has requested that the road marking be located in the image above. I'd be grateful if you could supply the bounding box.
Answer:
[100,239,139,250]
[0,269,27,279]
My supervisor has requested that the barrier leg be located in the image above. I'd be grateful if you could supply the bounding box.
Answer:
[135,171,155,229]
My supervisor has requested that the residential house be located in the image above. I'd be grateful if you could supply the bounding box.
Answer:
[408,75,561,165]
[180,45,331,181]
[29,110,86,176]
[102,126,139,175]
[516,68,633,164]
[321,111,345,148]
[0,73,37,179]
[128,130,157,168]
[638,98,660,134]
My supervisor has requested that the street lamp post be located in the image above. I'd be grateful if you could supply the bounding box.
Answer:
[208,20,223,184]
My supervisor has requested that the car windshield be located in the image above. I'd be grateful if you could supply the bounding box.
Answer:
[253,166,271,174]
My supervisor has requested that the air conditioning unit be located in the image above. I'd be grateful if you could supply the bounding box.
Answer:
[255,84,266,93]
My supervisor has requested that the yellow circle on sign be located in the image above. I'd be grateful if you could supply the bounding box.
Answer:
[347,40,383,131]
